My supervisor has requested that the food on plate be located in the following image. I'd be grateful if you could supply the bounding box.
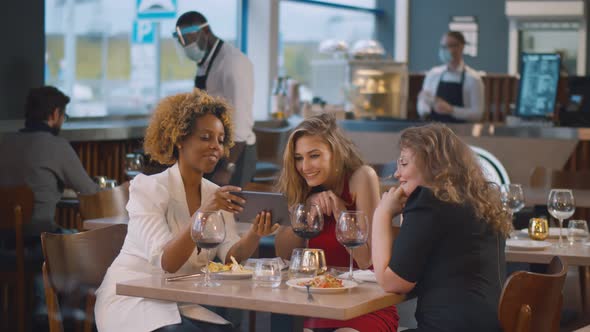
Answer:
[297,273,344,288]
[207,256,246,273]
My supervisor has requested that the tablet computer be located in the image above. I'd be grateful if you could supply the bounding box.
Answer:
[231,191,291,226]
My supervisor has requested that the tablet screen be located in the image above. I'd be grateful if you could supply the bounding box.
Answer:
[231,191,291,226]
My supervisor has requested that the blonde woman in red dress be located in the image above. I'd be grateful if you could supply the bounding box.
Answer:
[275,113,399,332]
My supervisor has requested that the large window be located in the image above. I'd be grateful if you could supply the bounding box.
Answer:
[45,0,239,117]
[279,0,377,87]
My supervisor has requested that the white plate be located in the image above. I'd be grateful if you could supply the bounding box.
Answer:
[200,267,253,279]
[519,227,584,238]
[506,239,552,251]
[286,277,358,293]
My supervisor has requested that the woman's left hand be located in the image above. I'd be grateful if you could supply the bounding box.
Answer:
[249,211,280,237]
[377,186,407,217]
[313,190,348,217]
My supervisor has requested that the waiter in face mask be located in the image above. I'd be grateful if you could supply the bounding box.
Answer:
[173,11,257,187]
[417,31,485,123]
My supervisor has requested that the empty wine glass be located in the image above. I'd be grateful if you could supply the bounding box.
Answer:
[125,153,144,179]
[191,211,226,287]
[336,211,369,281]
[547,189,575,248]
[500,184,525,217]
[291,203,324,240]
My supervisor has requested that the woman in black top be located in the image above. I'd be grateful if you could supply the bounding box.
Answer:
[372,124,511,332]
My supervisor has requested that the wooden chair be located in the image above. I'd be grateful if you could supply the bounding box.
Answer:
[77,182,130,228]
[41,223,127,332]
[498,256,567,332]
[252,125,292,183]
[0,186,34,332]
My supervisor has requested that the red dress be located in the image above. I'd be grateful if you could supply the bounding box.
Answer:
[305,179,399,332]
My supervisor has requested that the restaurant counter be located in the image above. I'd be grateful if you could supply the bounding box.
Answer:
[1,117,589,185]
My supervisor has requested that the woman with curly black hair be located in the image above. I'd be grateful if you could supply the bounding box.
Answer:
[95,89,276,332]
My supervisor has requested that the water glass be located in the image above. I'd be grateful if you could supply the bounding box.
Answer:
[548,189,576,248]
[94,176,108,189]
[125,153,144,179]
[288,248,319,279]
[500,184,525,216]
[568,220,589,246]
[528,217,549,241]
[252,258,282,288]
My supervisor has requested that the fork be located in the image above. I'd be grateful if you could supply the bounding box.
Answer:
[305,284,314,302]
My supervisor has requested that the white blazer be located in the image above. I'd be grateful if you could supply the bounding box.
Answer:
[94,164,240,332]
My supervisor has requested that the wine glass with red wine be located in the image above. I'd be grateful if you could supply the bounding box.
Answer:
[336,211,369,281]
[291,204,324,240]
[191,211,226,287]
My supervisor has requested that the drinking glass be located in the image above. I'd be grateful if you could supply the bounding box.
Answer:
[336,211,369,281]
[291,203,323,240]
[252,258,282,288]
[125,153,144,179]
[528,217,549,241]
[500,184,525,217]
[288,248,319,280]
[94,176,108,189]
[567,220,589,246]
[548,189,575,248]
[191,211,226,287]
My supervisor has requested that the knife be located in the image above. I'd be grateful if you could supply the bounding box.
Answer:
[165,273,203,282]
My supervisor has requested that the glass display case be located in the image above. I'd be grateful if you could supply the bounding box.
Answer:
[311,58,408,119]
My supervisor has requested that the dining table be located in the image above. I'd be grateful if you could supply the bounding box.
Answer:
[506,231,590,314]
[116,272,405,331]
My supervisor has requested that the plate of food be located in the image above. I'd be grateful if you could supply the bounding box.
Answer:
[201,256,253,279]
[286,274,358,293]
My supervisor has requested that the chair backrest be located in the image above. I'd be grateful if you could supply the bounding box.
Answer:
[498,256,567,332]
[253,125,293,166]
[470,145,511,185]
[530,166,590,190]
[41,223,127,294]
[78,182,130,221]
[0,186,33,230]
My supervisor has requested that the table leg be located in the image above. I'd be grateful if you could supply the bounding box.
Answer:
[579,266,590,314]
[270,313,304,332]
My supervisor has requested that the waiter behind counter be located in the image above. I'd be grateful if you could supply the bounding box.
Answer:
[174,11,256,187]
[417,31,485,123]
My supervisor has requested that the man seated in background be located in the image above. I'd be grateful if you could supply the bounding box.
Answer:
[0,86,99,235]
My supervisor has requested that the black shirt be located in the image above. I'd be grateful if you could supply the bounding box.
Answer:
[389,186,505,332]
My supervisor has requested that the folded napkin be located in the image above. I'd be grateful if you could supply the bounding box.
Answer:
[338,270,377,282]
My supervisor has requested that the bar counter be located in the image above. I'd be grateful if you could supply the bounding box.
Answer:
[1,117,589,185]
[1,117,590,142]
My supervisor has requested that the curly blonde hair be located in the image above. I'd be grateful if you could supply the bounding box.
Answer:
[277,113,364,206]
[400,124,511,237]
[143,89,234,165]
